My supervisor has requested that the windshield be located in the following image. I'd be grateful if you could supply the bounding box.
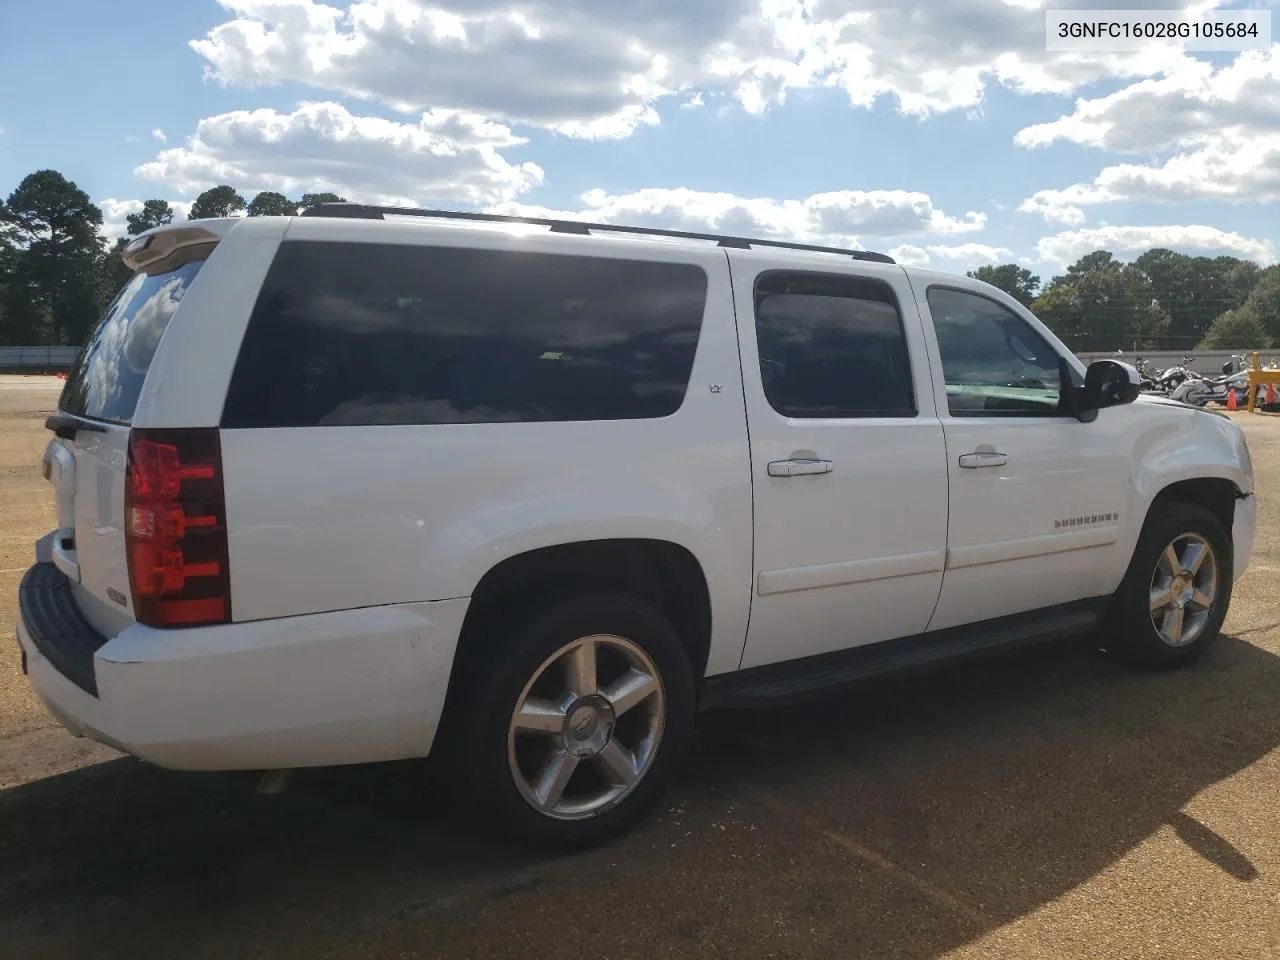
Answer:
[59,256,207,424]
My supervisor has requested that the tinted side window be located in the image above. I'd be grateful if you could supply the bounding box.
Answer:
[220,241,708,428]
[753,270,915,419]
[60,252,209,424]
[926,286,1066,417]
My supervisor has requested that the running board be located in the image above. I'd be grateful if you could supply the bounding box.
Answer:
[699,599,1105,710]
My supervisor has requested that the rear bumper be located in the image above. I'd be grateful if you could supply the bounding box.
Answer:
[16,561,470,771]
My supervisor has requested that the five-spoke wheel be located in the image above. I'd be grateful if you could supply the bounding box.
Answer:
[454,593,694,849]
[507,634,665,820]
[1106,501,1232,666]
[1148,533,1219,648]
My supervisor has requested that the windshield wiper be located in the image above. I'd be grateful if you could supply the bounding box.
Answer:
[45,413,107,441]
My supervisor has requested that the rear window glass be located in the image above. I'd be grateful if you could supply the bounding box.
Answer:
[220,241,709,428]
[59,258,206,424]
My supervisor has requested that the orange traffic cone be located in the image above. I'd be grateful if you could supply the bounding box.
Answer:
[1227,387,1238,411]
[1268,382,1277,406]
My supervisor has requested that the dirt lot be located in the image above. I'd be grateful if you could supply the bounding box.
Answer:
[3,373,1280,960]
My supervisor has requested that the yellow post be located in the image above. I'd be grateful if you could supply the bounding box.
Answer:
[1249,352,1259,413]
[1245,350,1280,413]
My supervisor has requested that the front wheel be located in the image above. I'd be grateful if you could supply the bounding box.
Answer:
[453,593,695,850]
[1103,502,1233,667]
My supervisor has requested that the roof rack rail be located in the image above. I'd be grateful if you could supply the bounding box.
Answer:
[298,202,897,265]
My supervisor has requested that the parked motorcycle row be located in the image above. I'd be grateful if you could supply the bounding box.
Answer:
[1122,353,1280,410]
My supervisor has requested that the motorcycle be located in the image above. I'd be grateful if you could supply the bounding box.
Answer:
[1130,356,1163,393]
[1152,354,1197,394]
[1170,354,1265,408]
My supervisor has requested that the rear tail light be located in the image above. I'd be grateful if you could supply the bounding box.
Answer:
[124,428,232,628]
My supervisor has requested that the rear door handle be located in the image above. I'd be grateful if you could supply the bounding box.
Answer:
[958,447,1008,469]
[767,458,833,477]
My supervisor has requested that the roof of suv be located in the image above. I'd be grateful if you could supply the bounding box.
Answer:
[126,207,1012,303]
[291,202,902,265]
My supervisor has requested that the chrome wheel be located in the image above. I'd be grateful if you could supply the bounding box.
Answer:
[1149,533,1219,647]
[507,634,665,821]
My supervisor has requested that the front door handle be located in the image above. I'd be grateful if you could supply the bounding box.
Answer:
[958,446,1008,469]
[768,458,834,477]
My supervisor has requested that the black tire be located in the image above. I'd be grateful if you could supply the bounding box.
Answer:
[451,592,695,851]
[1103,501,1233,668]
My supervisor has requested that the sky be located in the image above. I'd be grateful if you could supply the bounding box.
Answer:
[0,0,1277,281]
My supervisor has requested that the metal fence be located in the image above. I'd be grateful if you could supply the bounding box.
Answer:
[1076,350,1279,377]
[0,346,80,373]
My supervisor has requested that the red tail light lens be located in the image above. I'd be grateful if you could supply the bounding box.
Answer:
[124,427,232,628]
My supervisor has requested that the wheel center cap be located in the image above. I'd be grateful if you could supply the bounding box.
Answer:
[562,695,615,758]
[568,704,599,740]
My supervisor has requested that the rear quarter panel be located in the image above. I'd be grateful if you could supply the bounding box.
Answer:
[217,224,755,679]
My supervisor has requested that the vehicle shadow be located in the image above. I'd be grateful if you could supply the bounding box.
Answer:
[1,632,1278,959]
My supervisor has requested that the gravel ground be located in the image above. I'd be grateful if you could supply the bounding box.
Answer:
[2,374,1279,960]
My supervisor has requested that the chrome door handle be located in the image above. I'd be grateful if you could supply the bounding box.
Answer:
[767,458,834,477]
[958,448,1008,469]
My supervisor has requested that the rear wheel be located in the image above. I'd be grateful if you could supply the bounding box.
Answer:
[453,593,695,850]
[1103,502,1233,667]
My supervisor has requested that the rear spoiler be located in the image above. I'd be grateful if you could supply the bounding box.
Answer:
[122,225,223,273]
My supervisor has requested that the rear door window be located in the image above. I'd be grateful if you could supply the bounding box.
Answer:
[753,270,916,419]
[220,241,709,428]
[59,256,207,424]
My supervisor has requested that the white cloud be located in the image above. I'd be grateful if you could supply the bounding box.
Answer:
[151,128,168,142]
[1020,131,1280,219]
[189,0,1215,139]
[1015,47,1280,154]
[889,244,930,266]
[1016,46,1280,217]
[888,242,1014,270]
[135,101,544,207]
[124,134,139,143]
[487,186,986,249]
[1036,225,1278,268]
[98,198,193,241]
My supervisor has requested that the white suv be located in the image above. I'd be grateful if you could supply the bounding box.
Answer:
[16,204,1257,849]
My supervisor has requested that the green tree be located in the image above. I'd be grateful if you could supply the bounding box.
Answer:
[126,199,175,236]
[188,185,246,220]
[246,191,297,217]
[1244,265,1280,342]
[1031,251,1169,351]
[296,192,348,211]
[1028,282,1081,337]
[1065,250,1116,276]
[1224,259,1262,311]
[1197,307,1271,350]
[3,170,105,344]
[966,263,1041,307]
[1132,248,1250,346]
[0,201,24,343]
[101,237,134,299]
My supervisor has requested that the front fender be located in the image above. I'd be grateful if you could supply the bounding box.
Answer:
[1132,406,1251,504]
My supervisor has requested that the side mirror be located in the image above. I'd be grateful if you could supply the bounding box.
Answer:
[1082,359,1141,413]
[1060,357,1140,422]
[1222,360,1234,374]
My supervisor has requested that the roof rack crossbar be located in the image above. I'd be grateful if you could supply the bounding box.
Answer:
[298,202,897,265]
